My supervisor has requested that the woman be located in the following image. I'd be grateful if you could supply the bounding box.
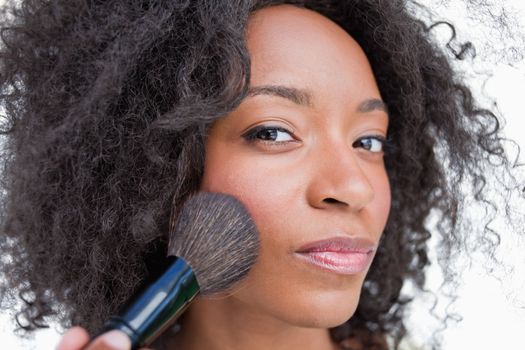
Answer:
[0,1,519,349]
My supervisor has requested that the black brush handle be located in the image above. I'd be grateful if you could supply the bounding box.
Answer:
[96,256,199,349]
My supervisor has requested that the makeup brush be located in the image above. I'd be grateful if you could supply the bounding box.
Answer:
[96,192,260,349]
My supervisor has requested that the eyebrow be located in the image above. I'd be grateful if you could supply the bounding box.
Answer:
[357,98,389,115]
[247,84,389,115]
[248,85,313,107]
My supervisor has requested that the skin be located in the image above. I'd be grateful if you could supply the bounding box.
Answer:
[57,4,390,350]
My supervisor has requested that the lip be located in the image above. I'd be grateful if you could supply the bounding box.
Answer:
[294,236,377,275]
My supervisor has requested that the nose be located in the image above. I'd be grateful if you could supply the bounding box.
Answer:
[305,142,375,211]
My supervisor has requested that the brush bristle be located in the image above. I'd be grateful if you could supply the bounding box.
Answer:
[167,192,260,295]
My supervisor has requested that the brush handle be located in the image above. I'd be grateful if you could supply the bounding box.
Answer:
[101,256,199,349]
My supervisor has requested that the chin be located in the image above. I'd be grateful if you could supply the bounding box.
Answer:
[290,310,356,329]
[282,295,360,329]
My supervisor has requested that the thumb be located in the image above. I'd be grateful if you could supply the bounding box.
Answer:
[84,330,132,350]
[55,326,90,350]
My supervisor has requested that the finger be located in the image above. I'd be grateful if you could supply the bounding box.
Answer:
[84,330,132,350]
[55,326,90,350]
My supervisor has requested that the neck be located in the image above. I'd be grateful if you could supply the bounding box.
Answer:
[168,296,340,350]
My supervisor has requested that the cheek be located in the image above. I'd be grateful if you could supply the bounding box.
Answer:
[200,145,303,236]
[372,169,391,233]
[200,149,325,321]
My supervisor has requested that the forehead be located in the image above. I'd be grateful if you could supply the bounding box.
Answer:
[245,5,381,108]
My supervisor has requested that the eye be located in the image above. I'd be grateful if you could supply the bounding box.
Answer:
[242,126,295,143]
[352,136,386,153]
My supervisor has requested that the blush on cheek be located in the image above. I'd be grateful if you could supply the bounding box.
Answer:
[200,170,260,220]
[201,155,293,231]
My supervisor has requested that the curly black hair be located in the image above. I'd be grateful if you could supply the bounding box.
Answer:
[0,0,520,349]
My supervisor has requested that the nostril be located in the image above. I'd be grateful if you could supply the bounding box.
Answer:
[323,197,346,205]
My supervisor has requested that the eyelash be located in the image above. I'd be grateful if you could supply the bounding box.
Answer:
[352,135,393,154]
[242,126,393,154]
[242,125,297,144]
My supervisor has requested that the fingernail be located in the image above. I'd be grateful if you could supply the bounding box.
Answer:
[102,330,131,349]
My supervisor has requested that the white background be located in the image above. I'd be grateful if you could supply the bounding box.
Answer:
[1,1,524,349]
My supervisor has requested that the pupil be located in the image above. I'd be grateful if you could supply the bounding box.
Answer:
[258,129,277,140]
[362,139,372,150]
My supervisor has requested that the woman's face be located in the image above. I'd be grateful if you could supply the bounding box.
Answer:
[200,5,391,328]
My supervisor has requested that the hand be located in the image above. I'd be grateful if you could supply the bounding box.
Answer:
[55,326,150,350]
